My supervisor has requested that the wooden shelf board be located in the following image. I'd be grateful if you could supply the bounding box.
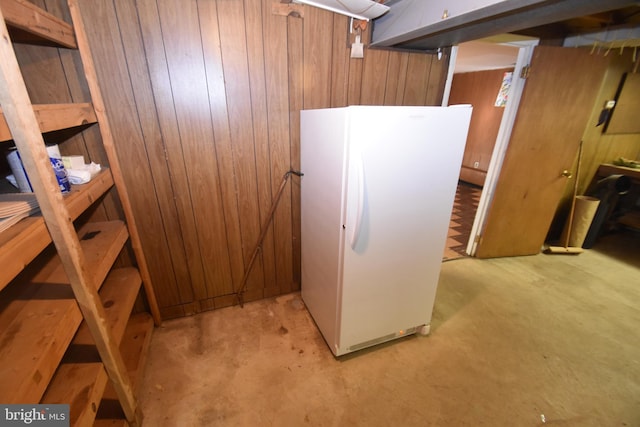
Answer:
[0,279,81,404]
[0,168,114,292]
[65,168,114,219]
[0,103,97,142]
[76,221,129,288]
[597,164,640,182]
[42,363,108,427]
[96,313,154,421]
[120,313,154,391]
[93,420,127,427]
[25,220,128,293]
[67,268,142,355]
[0,220,129,404]
[42,268,142,427]
[0,0,76,48]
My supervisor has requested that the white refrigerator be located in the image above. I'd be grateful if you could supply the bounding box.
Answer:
[300,105,472,356]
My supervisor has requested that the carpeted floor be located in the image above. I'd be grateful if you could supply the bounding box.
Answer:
[443,181,482,261]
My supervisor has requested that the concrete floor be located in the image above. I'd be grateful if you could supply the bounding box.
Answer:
[139,232,639,426]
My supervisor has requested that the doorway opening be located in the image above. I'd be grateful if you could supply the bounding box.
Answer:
[442,37,538,260]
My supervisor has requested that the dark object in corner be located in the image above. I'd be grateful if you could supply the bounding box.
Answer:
[604,73,640,134]
[582,174,631,248]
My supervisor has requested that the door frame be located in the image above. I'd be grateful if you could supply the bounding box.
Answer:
[441,38,539,256]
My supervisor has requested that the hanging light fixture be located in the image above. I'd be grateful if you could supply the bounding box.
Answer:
[294,0,389,21]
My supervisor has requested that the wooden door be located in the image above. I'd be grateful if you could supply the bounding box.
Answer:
[475,46,607,258]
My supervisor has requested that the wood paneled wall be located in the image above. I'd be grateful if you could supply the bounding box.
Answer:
[21,0,447,319]
[449,68,513,187]
[577,49,640,195]
[550,48,640,237]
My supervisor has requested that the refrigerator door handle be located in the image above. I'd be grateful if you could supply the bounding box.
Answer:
[350,153,365,249]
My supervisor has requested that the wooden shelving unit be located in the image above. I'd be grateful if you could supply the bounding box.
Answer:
[0,0,160,425]
[0,0,76,47]
[0,103,97,141]
[0,168,113,291]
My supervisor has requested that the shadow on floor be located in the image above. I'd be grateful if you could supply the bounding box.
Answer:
[591,229,640,269]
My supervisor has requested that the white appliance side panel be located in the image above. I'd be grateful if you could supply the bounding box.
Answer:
[300,108,348,354]
[338,105,472,352]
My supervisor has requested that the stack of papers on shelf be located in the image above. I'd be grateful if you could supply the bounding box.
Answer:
[0,193,40,233]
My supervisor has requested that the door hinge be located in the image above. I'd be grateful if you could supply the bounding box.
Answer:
[520,65,531,79]
[474,235,482,244]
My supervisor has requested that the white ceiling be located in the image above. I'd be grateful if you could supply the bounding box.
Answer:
[454,41,520,74]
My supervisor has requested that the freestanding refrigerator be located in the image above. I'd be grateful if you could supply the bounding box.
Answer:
[300,105,472,356]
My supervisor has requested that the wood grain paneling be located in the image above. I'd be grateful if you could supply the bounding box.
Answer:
[159,0,237,305]
[287,12,304,288]
[193,0,242,304]
[133,0,206,313]
[112,0,196,303]
[549,49,640,237]
[577,49,640,197]
[404,54,431,105]
[330,15,349,108]
[426,49,449,106]
[384,52,409,106]
[245,0,276,298]
[449,68,513,186]
[303,7,333,109]
[216,0,264,301]
[605,73,640,135]
[60,0,448,318]
[361,48,389,105]
[73,1,182,308]
[263,0,295,296]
